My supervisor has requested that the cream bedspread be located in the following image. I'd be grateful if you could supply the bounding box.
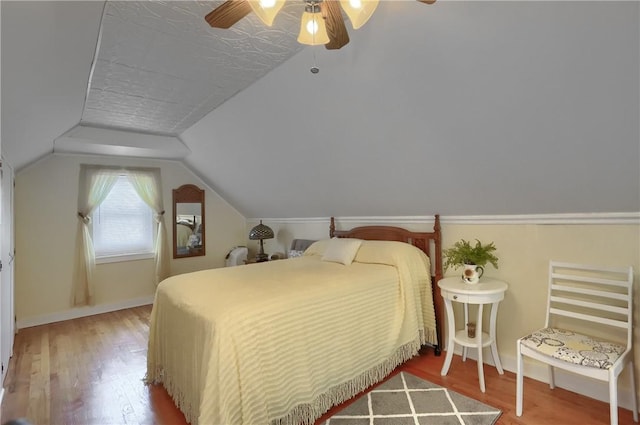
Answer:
[146,240,437,425]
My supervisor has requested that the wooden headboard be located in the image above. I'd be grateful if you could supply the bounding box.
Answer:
[329,215,443,355]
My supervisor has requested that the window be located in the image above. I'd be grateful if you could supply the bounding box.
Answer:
[93,175,155,262]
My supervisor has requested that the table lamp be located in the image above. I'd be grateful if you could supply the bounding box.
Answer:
[249,220,274,262]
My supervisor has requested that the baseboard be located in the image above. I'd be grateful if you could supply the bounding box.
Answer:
[16,296,155,329]
[451,346,639,413]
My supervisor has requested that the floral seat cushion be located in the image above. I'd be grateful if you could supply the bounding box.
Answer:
[520,327,625,370]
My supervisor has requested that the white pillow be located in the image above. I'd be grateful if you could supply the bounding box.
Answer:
[288,250,304,258]
[321,238,363,265]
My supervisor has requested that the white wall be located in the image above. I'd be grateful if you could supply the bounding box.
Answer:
[252,214,640,411]
[14,153,246,327]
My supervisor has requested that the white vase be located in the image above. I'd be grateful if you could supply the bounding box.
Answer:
[461,263,484,284]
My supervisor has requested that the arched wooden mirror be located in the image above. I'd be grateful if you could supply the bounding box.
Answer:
[173,184,205,258]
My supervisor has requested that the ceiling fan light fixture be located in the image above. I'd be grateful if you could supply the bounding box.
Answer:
[339,0,379,29]
[248,0,285,26]
[297,3,330,46]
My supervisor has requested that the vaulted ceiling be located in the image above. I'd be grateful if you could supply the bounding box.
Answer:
[2,1,639,218]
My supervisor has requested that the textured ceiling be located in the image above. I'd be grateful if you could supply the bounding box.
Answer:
[82,1,305,135]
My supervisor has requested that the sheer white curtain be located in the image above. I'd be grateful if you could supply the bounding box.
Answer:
[72,165,170,306]
[72,166,120,306]
[127,168,169,286]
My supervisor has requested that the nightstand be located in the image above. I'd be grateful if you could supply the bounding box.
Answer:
[437,276,508,392]
[244,258,269,264]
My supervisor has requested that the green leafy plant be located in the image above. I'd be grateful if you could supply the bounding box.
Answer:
[443,239,499,271]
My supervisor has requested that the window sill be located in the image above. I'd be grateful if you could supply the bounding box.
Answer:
[96,252,155,264]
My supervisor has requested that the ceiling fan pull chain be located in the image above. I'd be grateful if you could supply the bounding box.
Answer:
[311,47,320,74]
[310,10,320,74]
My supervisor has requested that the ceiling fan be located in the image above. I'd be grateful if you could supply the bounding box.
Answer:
[205,0,436,50]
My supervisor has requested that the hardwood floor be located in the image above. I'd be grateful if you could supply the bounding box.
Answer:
[1,305,636,424]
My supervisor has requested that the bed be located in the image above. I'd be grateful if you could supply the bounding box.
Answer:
[146,215,443,425]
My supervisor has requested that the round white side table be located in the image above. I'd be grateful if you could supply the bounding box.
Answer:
[437,276,508,393]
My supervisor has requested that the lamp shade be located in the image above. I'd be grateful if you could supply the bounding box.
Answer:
[249,220,274,240]
[297,4,330,46]
[248,0,285,27]
[340,0,379,29]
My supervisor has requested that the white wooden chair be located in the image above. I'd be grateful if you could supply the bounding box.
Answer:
[516,261,638,425]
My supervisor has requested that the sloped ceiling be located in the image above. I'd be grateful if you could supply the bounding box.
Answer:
[1,1,105,168]
[2,1,639,219]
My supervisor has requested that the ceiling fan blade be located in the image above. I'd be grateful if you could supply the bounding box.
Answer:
[322,0,349,50]
[205,0,252,29]
[418,0,437,4]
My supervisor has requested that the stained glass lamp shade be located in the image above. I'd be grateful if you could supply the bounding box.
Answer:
[249,220,275,262]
